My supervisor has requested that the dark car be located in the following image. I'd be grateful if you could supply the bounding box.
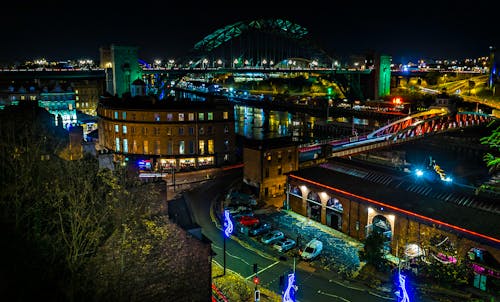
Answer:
[248,223,271,236]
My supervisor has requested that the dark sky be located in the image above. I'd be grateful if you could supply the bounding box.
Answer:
[3,0,499,64]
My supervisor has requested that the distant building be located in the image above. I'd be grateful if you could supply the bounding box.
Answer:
[38,83,77,129]
[72,79,105,116]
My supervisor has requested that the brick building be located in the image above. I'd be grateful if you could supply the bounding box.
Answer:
[285,158,500,291]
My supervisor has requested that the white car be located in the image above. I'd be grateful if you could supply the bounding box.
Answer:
[300,239,323,260]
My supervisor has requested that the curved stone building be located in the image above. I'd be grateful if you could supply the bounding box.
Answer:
[97,94,236,172]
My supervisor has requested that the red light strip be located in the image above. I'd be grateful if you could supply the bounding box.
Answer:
[290,175,500,244]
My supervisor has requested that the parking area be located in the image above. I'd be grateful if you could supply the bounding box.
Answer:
[224,192,363,276]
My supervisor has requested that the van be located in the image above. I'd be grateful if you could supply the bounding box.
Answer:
[300,239,323,260]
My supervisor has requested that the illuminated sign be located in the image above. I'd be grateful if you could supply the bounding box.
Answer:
[223,210,233,237]
[283,273,295,302]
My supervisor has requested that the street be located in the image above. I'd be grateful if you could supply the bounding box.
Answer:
[183,169,395,302]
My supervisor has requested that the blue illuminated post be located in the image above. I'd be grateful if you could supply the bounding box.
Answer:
[283,257,296,302]
[223,209,233,276]
[282,273,295,302]
[397,273,410,302]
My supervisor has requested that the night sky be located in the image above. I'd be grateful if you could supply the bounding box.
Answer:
[3,0,499,64]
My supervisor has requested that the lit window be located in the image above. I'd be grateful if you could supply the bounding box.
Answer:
[123,139,128,153]
[122,112,127,120]
[208,140,214,154]
[143,140,149,154]
[178,113,184,121]
[122,125,127,134]
[179,141,185,154]
[115,125,119,133]
[114,111,118,119]
[115,138,120,152]
[207,112,213,120]
[223,111,229,119]
[198,112,204,120]
[167,113,173,121]
[199,140,205,154]
[154,113,160,121]
[188,113,195,121]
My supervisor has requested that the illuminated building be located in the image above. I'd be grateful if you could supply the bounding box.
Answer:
[38,83,77,129]
[73,79,104,116]
[97,92,236,171]
[0,84,38,109]
[285,159,500,291]
[243,137,298,201]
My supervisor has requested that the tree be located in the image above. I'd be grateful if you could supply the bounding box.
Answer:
[479,119,500,192]
[361,231,387,270]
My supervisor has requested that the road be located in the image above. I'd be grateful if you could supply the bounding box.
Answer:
[184,169,395,302]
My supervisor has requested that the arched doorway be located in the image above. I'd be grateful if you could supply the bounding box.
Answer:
[290,185,302,197]
[326,197,343,230]
[372,215,392,253]
[306,191,321,222]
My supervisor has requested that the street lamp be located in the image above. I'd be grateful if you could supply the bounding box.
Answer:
[223,209,233,275]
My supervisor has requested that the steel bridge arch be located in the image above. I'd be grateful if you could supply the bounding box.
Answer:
[191,18,333,64]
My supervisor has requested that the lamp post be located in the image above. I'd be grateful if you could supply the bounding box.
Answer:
[223,209,233,275]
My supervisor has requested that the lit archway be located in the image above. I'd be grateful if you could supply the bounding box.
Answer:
[326,197,343,230]
[306,191,321,222]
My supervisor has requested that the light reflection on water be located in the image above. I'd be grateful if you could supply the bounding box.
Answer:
[234,105,382,140]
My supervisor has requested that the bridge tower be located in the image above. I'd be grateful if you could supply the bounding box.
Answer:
[99,44,143,97]
[375,54,391,99]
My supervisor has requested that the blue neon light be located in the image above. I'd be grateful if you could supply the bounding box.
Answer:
[398,273,410,302]
[283,273,295,302]
[224,210,233,237]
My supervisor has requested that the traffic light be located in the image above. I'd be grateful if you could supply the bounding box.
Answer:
[253,276,260,285]
[253,263,258,274]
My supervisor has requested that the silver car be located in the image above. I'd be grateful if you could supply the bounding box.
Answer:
[260,230,284,245]
[272,237,296,253]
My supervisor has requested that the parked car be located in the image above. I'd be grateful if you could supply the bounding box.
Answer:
[260,230,285,245]
[225,205,251,215]
[237,215,260,227]
[273,237,296,253]
[248,223,272,236]
[300,239,323,260]
[231,209,254,220]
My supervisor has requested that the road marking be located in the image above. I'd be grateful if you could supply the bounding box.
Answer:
[245,260,281,280]
[329,279,364,291]
[317,290,351,301]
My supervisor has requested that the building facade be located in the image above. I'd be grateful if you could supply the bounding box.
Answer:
[97,95,237,171]
[243,138,298,201]
[286,162,500,291]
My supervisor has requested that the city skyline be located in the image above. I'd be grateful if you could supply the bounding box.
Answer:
[3,0,499,64]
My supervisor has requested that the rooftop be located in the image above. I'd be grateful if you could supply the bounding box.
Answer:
[289,158,500,247]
